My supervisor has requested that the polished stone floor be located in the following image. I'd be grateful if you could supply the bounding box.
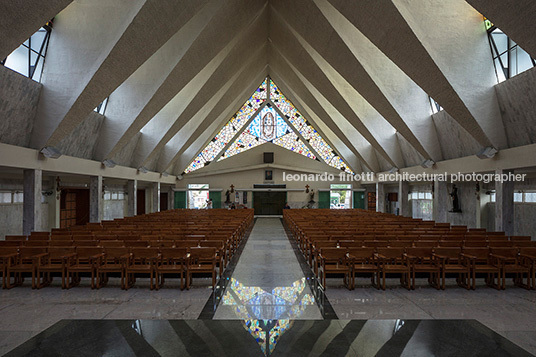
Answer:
[0,279,213,355]
[213,217,321,320]
[5,319,532,357]
[1,217,535,355]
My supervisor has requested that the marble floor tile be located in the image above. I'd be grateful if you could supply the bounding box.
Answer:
[0,330,38,356]
[214,217,322,320]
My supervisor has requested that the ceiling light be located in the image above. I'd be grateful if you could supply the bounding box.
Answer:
[40,146,62,159]
[138,166,149,173]
[476,147,498,159]
[176,175,183,181]
[161,172,169,177]
[389,167,398,174]
[102,159,116,168]
[421,159,435,169]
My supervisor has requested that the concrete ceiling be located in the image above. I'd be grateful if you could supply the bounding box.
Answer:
[4,0,530,175]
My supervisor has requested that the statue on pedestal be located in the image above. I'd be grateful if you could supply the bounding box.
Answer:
[449,184,462,212]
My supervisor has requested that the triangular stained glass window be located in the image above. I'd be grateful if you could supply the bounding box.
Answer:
[184,77,354,174]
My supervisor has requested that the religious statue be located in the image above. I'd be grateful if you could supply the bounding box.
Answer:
[449,184,462,212]
[304,189,316,208]
[225,189,231,205]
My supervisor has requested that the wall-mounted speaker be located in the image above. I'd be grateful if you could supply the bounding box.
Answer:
[264,152,274,163]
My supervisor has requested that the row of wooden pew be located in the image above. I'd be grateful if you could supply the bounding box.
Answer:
[284,209,535,291]
[0,209,254,290]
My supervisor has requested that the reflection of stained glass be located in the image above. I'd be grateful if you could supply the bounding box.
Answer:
[270,79,354,174]
[222,277,315,356]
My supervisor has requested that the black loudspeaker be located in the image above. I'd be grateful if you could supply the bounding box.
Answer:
[264,152,274,163]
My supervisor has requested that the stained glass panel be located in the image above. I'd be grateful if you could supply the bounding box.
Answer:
[185,77,354,174]
[184,79,267,172]
[269,79,353,174]
[272,133,316,160]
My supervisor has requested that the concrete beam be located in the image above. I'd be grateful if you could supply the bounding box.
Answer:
[268,57,367,173]
[38,0,210,148]
[0,0,73,60]
[269,11,398,168]
[138,31,268,169]
[466,0,536,59]
[23,169,42,235]
[315,0,442,162]
[160,65,269,174]
[269,50,378,171]
[0,142,177,185]
[270,72,363,174]
[94,0,224,161]
[102,0,267,161]
[328,0,496,149]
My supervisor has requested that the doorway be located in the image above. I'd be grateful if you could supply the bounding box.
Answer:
[60,189,89,228]
[160,192,168,211]
[188,184,210,209]
[253,191,287,215]
[137,189,145,215]
[330,184,352,209]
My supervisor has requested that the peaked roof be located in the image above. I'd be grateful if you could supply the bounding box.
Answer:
[1,0,535,176]
[184,77,353,174]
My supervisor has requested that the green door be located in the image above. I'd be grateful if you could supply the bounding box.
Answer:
[174,191,187,209]
[209,191,221,209]
[353,191,365,209]
[318,191,330,209]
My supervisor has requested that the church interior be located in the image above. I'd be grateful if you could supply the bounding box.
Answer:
[1,0,536,355]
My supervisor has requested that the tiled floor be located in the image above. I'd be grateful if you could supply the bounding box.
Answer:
[1,217,535,355]
[213,217,321,320]
[0,279,213,355]
[5,319,532,357]
[324,278,536,354]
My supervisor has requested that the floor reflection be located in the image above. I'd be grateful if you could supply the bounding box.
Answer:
[7,319,532,357]
[219,277,318,355]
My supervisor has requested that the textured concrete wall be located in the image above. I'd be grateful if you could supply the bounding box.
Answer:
[103,199,125,221]
[56,111,105,159]
[0,203,49,239]
[487,203,536,239]
[432,111,482,160]
[445,182,478,228]
[494,66,536,148]
[0,66,41,147]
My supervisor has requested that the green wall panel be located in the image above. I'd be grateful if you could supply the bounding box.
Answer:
[174,191,186,209]
[209,191,221,209]
[319,191,330,209]
[353,191,365,209]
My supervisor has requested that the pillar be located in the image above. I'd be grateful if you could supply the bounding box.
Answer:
[152,182,160,213]
[23,169,42,235]
[398,181,410,217]
[433,179,448,222]
[495,169,514,235]
[89,175,103,223]
[376,182,385,213]
[127,180,137,216]
[168,187,174,210]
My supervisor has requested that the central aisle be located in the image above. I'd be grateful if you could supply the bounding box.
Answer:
[214,217,322,320]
